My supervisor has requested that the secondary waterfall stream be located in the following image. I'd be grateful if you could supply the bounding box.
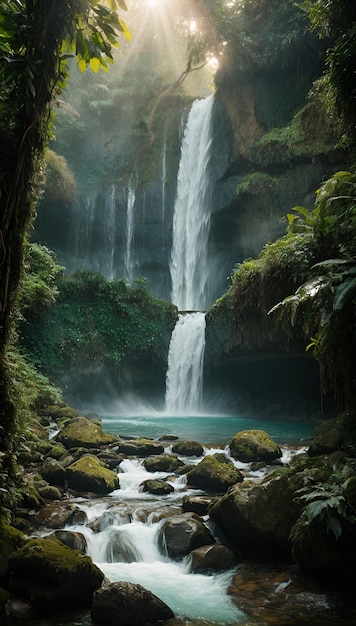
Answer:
[165,95,215,415]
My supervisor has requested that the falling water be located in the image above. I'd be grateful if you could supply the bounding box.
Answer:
[170,94,215,312]
[165,95,215,414]
[105,185,116,280]
[165,312,206,415]
[124,182,136,283]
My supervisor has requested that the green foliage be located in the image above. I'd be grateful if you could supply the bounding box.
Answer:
[299,0,356,136]
[43,150,76,204]
[20,271,177,383]
[269,172,356,407]
[20,243,64,313]
[236,173,279,197]
[291,458,356,543]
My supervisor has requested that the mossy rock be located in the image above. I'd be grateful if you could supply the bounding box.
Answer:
[8,537,104,610]
[171,440,204,457]
[66,454,119,494]
[139,479,174,495]
[55,417,117,449]
[229,430,282,463]
[18,484,44,510]
[37,485,62,500]
[143,454,184,472]
[0,524,27,582]
[187,455,243,493]
[117,438,164,457]
[308,428,343,456]
[40,458,66,486]
[45,404,80,421]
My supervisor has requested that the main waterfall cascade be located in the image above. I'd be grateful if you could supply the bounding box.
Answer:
[165,95,216,415]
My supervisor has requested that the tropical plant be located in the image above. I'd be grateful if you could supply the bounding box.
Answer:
[269,172,356,408]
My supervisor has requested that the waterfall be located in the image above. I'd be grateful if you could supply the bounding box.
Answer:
[124,182,136,283]
[165,312,206,415]
[170,95,215,312]
[165,95,215,415]
[105,184,116,280]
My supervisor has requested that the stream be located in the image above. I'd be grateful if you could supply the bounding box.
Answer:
[30,426,356,626]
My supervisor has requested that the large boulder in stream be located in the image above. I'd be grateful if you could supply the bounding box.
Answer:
[157,513,215,558]
[171,440,204,457]
[188,544,241,573]
[91,581,174,625]
[66,454,120,494]
[8,538,104,611]
[116,438,164,457]
[229,429,282,463]
[187,455,243,493]
[209,471,301,559]
[55,416,117,449]
[140,479,174,495]
[143,454,184,472]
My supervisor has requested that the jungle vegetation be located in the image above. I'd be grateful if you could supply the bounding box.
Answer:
[0,0,355,517]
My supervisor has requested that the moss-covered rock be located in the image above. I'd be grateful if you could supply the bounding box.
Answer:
[139,479,174,495]
[0,524,27,582]
[37,485,62,500]
[117,438,164,457]
[143,454,184,472]
[8,537,104,610]
[188,544,240,574]
[55,416,117,449]
[40,458,66,486]
[187,455,243,493]
[209,471,301,559]
[229,430,282,463]
[66,454,119,494]
[308,428,343,456]
[343,476,356,511]
[171,441,204,457]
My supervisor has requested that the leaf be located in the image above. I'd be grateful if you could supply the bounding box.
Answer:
[325,513,342,540]
[333,277,356,312]
[116,0,128,10]
[119,19,131,41]
[89,56,100,73]
[77,57,87,72]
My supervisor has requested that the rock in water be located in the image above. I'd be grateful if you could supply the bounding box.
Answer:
[91,581,174,625]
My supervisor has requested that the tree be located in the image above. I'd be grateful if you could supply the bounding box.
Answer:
[0,0,128,495]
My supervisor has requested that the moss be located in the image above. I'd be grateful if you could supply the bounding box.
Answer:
[236,172,279,197]
[43,150,76,204]
[229,430,282,463]
[55,416,117,449]
[0,523,27,581]
[8,537,104,610]
[343,476,356,511]
[66,454,120,494]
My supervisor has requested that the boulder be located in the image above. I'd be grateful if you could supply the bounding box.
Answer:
[91,581,174,625]
[209,472,301,559]
[55,416,117,449]
[171,440,204,457]
[8,538,104,611]
[292,516,356,582]
[116,439,164,457]
[229,430,282,463]
[188,544,240,573]
[140,479,174,495]
[66,455,120,494]
[157,514,215,558]
[308,428,343,456]
[50,530,87,552]
[143,454,184,472]
[182,495,216,516]
[0,524,27,582]
[31,502,86,529]
[187,456,243,492]
[40,458,66,487]
[37,485,62,500]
